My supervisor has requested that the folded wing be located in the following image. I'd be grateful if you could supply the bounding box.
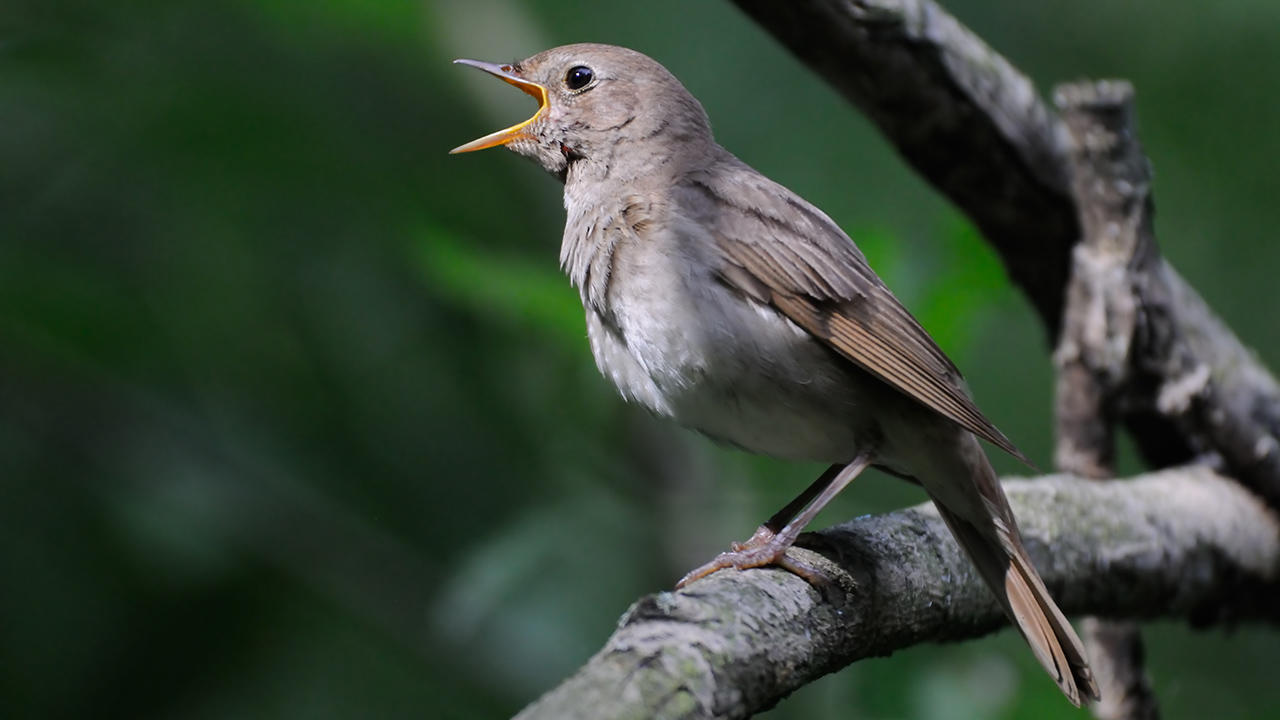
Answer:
[683,161,1028,464]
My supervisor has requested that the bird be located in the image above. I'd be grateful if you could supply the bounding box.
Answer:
[449,43,1097,706]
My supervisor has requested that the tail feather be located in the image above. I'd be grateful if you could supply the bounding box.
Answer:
[935,502,1099,706]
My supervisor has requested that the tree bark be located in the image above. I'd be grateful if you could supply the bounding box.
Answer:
[515,470,1280,720]
[1053,79,1160,720]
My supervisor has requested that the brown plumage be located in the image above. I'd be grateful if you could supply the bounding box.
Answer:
[451,43,1097,706]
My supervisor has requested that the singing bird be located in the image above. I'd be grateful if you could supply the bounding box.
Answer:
[450,43,1096,705]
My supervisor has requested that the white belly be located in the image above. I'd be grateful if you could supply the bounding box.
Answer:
[584,249,880,463]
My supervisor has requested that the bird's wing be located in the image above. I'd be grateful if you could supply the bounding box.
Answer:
[683,161,1028,464]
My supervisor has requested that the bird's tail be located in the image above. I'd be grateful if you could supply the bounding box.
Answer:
[927,443,1099,706]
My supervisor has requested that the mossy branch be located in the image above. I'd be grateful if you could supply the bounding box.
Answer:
[515,470,1280,720]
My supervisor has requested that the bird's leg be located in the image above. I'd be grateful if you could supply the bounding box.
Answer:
[676,453,873,587]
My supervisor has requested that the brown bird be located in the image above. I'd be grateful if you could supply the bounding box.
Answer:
[450,43,1097,706]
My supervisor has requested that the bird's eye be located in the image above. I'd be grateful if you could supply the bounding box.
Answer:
[565,65,594,91]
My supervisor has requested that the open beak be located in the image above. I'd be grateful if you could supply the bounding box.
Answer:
[450,59,549,154]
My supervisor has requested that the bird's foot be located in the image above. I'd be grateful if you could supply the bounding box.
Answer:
[675,524,826,588]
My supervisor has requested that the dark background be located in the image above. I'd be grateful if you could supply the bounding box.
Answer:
[4,1,1279,717]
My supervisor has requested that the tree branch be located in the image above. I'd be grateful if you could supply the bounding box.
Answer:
[730,0,1280,509]
[1053,79,1160,719]
[1080,619,1159,720]
[732,0,1075,334]
[515,470,1280,720]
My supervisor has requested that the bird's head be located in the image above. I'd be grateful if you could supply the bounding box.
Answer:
[450,43,712,180]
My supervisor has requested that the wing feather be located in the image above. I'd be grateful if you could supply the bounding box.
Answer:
[685,160,1029,464]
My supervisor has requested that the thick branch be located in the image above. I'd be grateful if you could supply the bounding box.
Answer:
[1053,80,1143,480]
[732,0,1076,334]
[516,470,1280,720]
[730,0,1280,507]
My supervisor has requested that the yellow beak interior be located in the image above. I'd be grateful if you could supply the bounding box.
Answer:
[450,59,549,154]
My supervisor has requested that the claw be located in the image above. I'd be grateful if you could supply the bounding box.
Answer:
[674,524,832,588]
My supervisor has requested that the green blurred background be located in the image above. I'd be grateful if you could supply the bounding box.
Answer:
[4,1,1279,718]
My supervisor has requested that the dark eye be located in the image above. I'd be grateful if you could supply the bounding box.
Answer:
[565,65,594,91]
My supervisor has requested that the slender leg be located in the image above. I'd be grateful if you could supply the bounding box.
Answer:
[721,463,842,554]
[676,453,873,587]
[764,463,843,533]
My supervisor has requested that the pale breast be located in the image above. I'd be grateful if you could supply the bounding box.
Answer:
[584,217,880,463]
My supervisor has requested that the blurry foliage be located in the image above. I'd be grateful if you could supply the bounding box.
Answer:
[2,0,1279,718]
